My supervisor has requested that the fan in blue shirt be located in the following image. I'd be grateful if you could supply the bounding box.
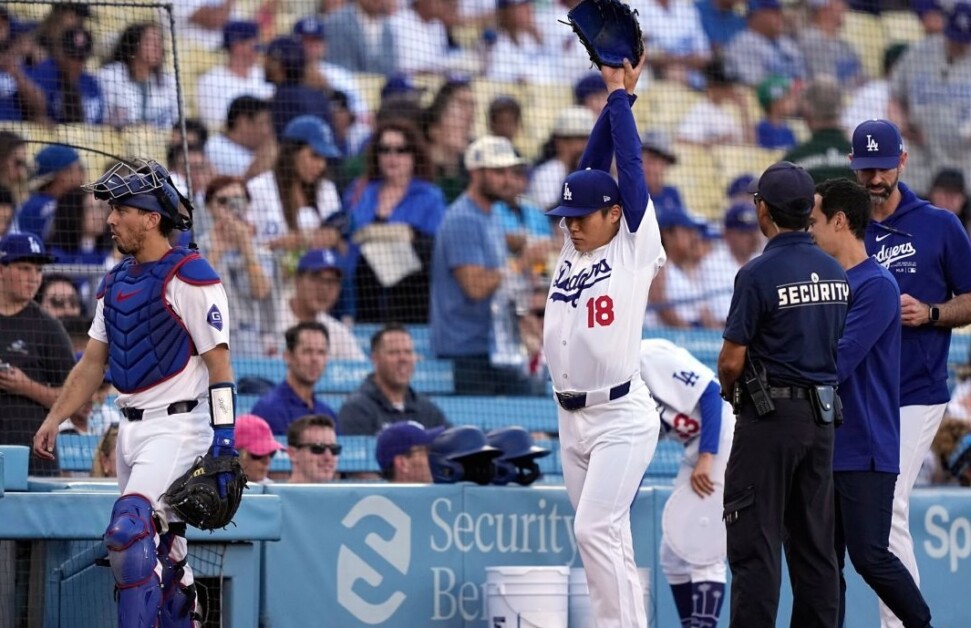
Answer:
[250,322,337,435]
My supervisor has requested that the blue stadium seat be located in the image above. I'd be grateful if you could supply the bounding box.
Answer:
[351,323,433,358]
[429,396,558,433]
[645,439,684,479]
[232,358,455,394]
[56,434,99,473]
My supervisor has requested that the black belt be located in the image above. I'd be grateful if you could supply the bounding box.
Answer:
[556,381,632,412]
[121,400,199,421]
[768,386,810,400]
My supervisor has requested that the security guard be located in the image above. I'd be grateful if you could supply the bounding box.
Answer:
[717,161,849,628]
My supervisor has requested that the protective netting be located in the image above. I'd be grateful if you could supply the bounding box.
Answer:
[0,1,969,484]
[0,538,226,627]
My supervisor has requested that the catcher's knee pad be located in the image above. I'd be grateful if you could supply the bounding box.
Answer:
[104,494,160,587]
[105,495,162,628]
[160,582,201,628]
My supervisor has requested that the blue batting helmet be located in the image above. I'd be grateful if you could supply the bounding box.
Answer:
[486,427,551,486]
[83,160,193,231]
[429,426,501,485]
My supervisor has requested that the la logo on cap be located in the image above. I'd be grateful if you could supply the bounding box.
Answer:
[866,135,879,152]
[563,182,573,201]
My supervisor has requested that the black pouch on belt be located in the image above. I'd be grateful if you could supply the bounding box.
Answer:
[809,385,841,427]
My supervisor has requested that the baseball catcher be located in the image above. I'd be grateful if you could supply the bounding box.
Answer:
[34,159,241,627]
[565,0,644,69]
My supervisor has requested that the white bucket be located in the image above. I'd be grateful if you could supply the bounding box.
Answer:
[485,566,570,628]
[568,567,651,628]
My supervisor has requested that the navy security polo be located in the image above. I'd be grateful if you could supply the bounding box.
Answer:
[724,231,850,387]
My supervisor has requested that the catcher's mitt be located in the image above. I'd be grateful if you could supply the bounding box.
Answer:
[162,455,246,530]
[565,0,644,69]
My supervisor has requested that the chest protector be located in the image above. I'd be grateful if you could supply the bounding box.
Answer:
[97,247,219,393]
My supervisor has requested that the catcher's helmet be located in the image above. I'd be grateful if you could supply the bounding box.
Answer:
[83,160,193,231]
[429,426,501,485]
[486,427,551,486]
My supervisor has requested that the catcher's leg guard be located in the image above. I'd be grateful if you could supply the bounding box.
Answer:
[158,525,201,628]
[104,494,162,628]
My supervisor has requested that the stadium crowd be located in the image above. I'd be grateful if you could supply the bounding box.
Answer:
[1,0,971,484]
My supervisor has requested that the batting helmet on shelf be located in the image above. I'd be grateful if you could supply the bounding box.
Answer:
[429,426,502,485]
[486,426,551,486]
[83,159,194,231]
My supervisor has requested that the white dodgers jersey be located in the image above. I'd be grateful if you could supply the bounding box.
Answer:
[543,201,665,393]
[639,338,715,444]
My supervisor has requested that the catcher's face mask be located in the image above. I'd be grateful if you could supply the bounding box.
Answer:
[83,160,194,231]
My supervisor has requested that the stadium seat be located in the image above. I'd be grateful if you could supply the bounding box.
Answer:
[666,142,723,219]
[1,122,57,158]
[841,11,886,80]
[644,439,683,480]
[56,433,99,473]
[232,357,455,394]
[353,73,389,118]
[53,125,122,175]
[881,11,925,45]
[429,396,558,434]
[711,144,783,207]
[636,80,701,138]
[122,125,170,163]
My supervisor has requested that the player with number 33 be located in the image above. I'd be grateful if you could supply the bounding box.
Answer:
[543,52,666,628]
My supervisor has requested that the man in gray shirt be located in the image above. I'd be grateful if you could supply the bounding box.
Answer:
[798,0,864,86]
[891,1,971,192]
[724,0,806,86]
[339,324,449,435]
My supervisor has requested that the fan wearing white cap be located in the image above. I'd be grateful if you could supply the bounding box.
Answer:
[429,134,534,396]
[543,54,665,628]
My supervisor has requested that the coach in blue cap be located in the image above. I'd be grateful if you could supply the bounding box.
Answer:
[850,117,971,628]
[719,160,849,627]
[0,232,74,477]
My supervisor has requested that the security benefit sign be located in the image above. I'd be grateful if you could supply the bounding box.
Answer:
[263,485,594,627]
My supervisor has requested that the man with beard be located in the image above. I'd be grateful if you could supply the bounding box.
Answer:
[850,119,971,628]
[251,321,337,435]
[338,324,449,435]
[430,135,532,396]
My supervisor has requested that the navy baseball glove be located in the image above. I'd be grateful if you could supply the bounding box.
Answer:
[163,454,246,530]
[565,0,644,69]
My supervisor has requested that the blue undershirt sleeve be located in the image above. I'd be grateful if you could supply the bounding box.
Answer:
[698,381,724,455]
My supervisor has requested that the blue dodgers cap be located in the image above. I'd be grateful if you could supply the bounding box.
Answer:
[546,168,620,217]
[657,206,708,232]
[293,16,325,39]
[223,21,259,50]
[747,0,781,13]
[282,115,341,158]
[850,119,904,170]
[0,233,54,265]
[376,421,445,471]
[266,36,305,70]
[574,72,607,104]
[34,144,80,178]
[296,248,342,275]
[724,201,759,231]
[381,72,422,100]
[747,161,815,216]
[945,2,971,44]
[727,173,755,198]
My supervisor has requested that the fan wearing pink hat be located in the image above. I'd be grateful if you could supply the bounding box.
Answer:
[236,414,286,484]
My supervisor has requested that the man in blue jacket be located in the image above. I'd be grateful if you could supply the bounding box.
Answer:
[850,119,971,628]
[810,177,933,628]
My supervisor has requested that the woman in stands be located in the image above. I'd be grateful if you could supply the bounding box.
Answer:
[97,22,178,128]
[90,424,119,478]
[343,119,445,324]
[47,188,112,266]
[246,115,344,258]
[422,78,476,203]
[197,176,277,357]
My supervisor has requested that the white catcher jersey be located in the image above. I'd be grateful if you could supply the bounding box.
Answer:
[90,277,231,411]
[544,201,665,392]
[639,338,715,444]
